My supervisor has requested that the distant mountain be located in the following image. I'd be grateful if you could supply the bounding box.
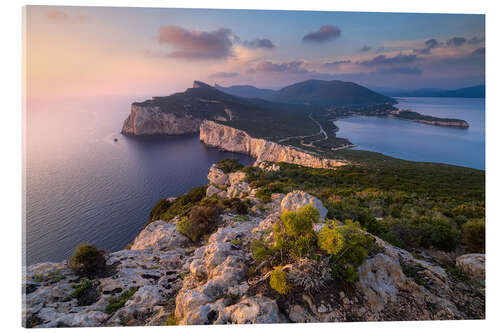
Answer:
[214,84,276,99]
[216,79,396,107]
[372,85,485,98]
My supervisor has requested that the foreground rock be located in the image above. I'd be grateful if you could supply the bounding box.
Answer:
[456,254,485,286]
[280,190,328,220]
[23,166,485,327]
[23,224,193,328]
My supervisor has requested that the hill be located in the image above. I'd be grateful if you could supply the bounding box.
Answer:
[214,84,276,99]
[216,79,396,107]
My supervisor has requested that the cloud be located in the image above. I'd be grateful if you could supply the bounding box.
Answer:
[254,60,309,74]
[359,53,418,67]
[447,37,467,47]
[425,39,439,49]
[322,59,352,68]
[242,38,275,49]
[158,26,234,60]
[209,72,240,78]
[302,25,341,43]
[360,45,372,52]
[414,38,442,54]
[377,67,423,75]
[46,10,69,20]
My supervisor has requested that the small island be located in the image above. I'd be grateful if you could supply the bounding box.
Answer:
[390,109,469,128]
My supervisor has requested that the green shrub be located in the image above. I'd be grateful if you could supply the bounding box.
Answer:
[227,198,248,215]
[69,243,106,277]
[412,217,461,252]
[215,158,244,173]
[70,278,92,299]
[327,221,375,282]
[269,266,290,294]
[290,233,317,258]
[164,313,178,326]
[177,204,221,242]
[147,186,207,227]
[318,225,344,255]
[281,204,318,237]
[148,199,172,223]
[462,218,485,253]
[230,239,242,246]
[452,203,485,219]
[256,182,288,203]
[70,278,98,306]
[342,265,359,283]
[250,240,273,263]
[105,287,139,314]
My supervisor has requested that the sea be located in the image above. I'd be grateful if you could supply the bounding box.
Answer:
[25,96,485,265]
[335,97,485,170]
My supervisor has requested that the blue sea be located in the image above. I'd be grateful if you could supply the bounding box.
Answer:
[335,97,485,170]
[25,96,485,265]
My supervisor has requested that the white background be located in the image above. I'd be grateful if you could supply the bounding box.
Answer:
[1,0,498,332]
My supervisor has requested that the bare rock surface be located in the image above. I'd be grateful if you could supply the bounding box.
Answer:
[280,190,328,220]
[121,105,203,135]
[131,220,191,251]
[456,253,485,285]
[207,166,229,186]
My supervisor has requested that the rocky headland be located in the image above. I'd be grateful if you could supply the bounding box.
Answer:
[200,120,347,169]
[121,104,205,135]
[23,163,485,327]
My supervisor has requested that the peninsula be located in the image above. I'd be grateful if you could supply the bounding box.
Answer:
[121,80,469,167]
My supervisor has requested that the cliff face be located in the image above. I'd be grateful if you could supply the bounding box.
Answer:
[121,104,204,135]
[200,120,347,168]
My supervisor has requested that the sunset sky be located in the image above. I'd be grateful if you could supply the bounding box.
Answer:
[25,6,485,100]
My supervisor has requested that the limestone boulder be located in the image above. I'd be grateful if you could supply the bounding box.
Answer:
[218,296,287,324]
[131,220,191,250]
[280,190,327,220]
[456,253,485,285]
[207,166,229,186]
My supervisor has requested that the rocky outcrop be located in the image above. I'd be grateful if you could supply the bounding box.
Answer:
[456,254,485,285]
[121,104,204,135]
[200,120,347,169]
[280,190,328,220]
[174,215,286,325]
[206,165,251,199]
[207,166,229,186]
[130,220,191,251]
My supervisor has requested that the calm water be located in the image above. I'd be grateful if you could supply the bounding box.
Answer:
[25,97,254,265]
[335,97,485,170]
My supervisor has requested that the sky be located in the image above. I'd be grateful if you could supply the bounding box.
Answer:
[25,6,485,100]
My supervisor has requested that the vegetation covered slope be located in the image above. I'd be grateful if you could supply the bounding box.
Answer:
[243,156,484,253]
